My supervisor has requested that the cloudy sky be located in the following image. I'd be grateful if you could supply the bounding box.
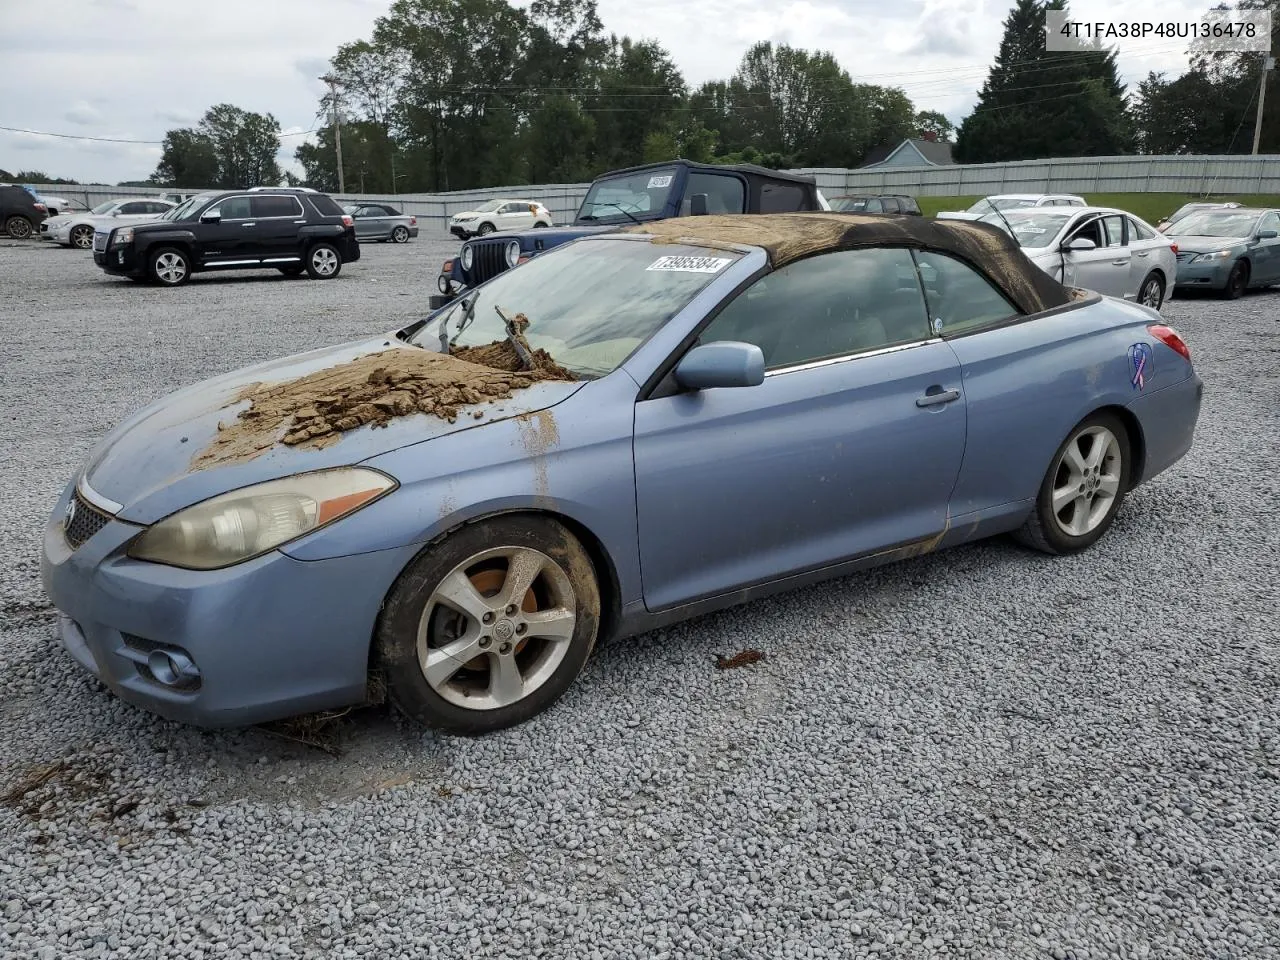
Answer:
[0,0,1215,186]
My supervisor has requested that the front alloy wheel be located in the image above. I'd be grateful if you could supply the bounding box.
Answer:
[70,225,94,249]
[378,515,600,733]
[1014,413,1130,555]
[150,247,190,286]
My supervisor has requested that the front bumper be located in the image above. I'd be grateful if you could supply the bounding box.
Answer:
[40,483,419,728]
[41,221,71,243]
[94,243,144,276]
[449,222,477,239]
[1172,258,1233,289]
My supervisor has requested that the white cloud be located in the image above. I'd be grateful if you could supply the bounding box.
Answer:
[64,100,102,126]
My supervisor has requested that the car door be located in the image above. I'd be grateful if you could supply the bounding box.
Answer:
[1060,215,1129,297]
[632,247,967,612]
[195,194,255,264]
[116,201,154,222]
[506,202,536,231]
[1125,215,1166,292]
[250,195,305,262]
[1249,211,1280,282]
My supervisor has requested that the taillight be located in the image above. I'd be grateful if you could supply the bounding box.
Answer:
[34,202,46,212]
[409,216,417,226]
[1170,243,1178,254]
[341,215,353,227]
[1148,323,1191,362]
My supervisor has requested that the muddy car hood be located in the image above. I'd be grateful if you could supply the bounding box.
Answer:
[82,337,585,525]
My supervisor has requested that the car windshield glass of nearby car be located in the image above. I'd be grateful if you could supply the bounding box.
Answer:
[968,197,1037,214]
[90,200,117,215]
[980,211,1074,247]
[159,195,211,221]
[577,168,675,222]
[413,238,740,378]
[1168,211,1260,237]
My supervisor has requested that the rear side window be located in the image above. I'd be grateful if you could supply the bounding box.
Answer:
[120,202,150,215]
[681,173,746,215]
[758,182,809,213]
[914,250,1021,338]
[307,194,346,217]
[1128,217,1156,240]
[882,197,901,213]
[901,198,921,214]
[1101,215,1126,247]
[252,195,303,218]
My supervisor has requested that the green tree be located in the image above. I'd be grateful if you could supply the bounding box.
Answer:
[954,0,1133,162]
[589,36,687,170]
[152,105,281,187]
[151,128,220,186]
[914,110,955,141]
[14,170,79,184]
[524,95,597,182]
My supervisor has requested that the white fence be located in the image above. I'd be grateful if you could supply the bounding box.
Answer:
[31,154,1280,230]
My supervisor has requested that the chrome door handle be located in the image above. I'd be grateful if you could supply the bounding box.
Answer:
[242,222,256,228]
[1137,251,1149,257]
[916,388,961,407]
[1111,258,1127,265]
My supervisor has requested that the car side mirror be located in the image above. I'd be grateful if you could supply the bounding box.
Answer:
[1257,229,1278,239]
[673,341,765,391]
[690,194,709,216]
[1063,236,1096,251]
[200,211,221,224]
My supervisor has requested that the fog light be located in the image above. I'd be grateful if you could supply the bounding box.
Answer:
[146,649,201,687]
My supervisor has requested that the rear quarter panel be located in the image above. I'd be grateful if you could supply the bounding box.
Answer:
[945,297,1195,516]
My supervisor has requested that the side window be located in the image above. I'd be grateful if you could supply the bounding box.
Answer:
[698,248,930,370]
[119,201,149,215]
[1128,217,1156,241]
[758,182,808,213]
[914,250,1021,338]
[210,196,253,219]
[864,198,884,213]
[902,198,921,214]
[148,202,171,214]
[1070,217,1103,247]
[1101,215,1126,246]
[680,173,746,215]
[252,195,302,218]
[882,197,901,213]
[1257,211,1280,233]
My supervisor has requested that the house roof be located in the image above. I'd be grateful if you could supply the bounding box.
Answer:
[621,212,1072,316]
[859,138,955,168]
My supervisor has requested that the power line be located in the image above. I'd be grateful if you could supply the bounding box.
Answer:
[0,124,318,144]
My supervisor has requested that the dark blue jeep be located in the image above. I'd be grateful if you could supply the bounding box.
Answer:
[429,160,828,307]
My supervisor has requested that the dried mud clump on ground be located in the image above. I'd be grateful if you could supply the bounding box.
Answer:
[193,346,576,470]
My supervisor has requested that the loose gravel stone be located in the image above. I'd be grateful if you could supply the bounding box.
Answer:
[0,238,1278,959]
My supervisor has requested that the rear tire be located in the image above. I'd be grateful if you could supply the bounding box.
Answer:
[305,243,342,279]
[1223,260,1249,299]
[149,246,191,286]
[392,225,410,243]
[1137,272,1165,310]
[1013,412,1131,555]
[377,515,601,734]
[5,216,33,240]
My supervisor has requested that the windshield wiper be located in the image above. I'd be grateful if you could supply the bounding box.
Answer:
[579,203,642,225]
[494,305,535,370]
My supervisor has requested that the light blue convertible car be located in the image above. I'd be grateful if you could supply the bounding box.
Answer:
[41,213,1203,734]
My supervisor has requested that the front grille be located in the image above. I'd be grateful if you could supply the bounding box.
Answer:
[92,231,108,253]
[467,239,511,284]
[64,491,113,549]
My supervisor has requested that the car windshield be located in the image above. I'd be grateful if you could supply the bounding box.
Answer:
[576,168,675,223]
[91,201,117,215]
[342,203,359,214]
[980,211,1073,247]
[1169,211,1260,238]
[471,200,504,213]
[161,194,213,221]
[969,197,1038,214]
[409,238,741,378]
[831,198,871,212]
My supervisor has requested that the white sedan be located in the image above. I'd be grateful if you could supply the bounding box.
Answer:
[40,197,176,249]
[936,193,1086,221]
[979,206,1177,309]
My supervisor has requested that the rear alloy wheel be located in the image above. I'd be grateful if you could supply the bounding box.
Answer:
[305,243,342,279]
[5,216,33,240]
[149,247,190,286]
[70,224,94,249]
[1014,412,1130,555]
[1223,260,1249,299]
[377,515,601,734]
[392,225,410,243]
[1137,272,1165,310]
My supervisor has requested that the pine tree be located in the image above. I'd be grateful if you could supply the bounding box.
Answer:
[954,0,1133,162]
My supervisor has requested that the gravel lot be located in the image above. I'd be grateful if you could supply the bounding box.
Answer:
[1,235,1277,959]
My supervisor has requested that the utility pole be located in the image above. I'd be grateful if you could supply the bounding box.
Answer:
[1253,56,1274,155]
[320,74,345,194]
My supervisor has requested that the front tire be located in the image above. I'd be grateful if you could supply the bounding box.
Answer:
[1137,272,1165,310]
[70,224,94,249]
[5,216,33,240]
[476,222,495,236]
[392,225,410,243]
[305,243,342,279]
[377,515,601,734]
[149,246,191,286]
[1223,260,1249,299]
[1013,412,1131,555]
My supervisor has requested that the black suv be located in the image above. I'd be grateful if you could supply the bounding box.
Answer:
[93,188,360,286]
[1,184,48,240]
[829,194,922,215]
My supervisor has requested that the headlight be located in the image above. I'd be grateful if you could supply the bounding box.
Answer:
[128,467,396,570]
[461,245,473,270]
[454,215,475,222]
[111,227,134,246]
[1193,249,1237,261]
[505,240,521,267]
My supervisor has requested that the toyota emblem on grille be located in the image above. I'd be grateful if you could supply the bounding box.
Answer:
[64,497,77,530]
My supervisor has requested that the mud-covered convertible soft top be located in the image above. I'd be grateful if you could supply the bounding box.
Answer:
[625,212,1076,317]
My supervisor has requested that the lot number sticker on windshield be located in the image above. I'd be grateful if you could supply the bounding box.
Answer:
[647,255,733,273]
[647,175,673,188]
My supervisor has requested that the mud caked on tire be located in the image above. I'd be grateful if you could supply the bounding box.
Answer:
[377,515,601,734]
